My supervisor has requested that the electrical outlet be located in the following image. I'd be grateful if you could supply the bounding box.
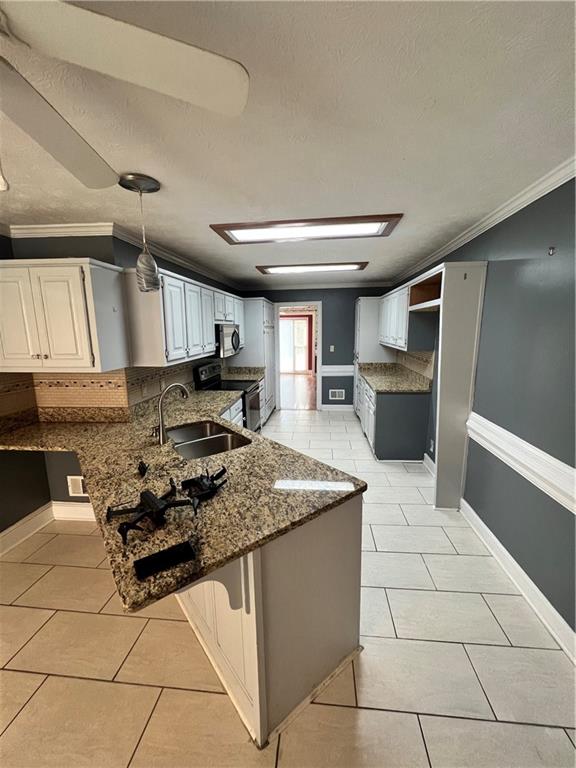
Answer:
[429,439,434,453]
[330,345,335,352]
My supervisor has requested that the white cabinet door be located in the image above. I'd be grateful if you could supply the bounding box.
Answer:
[214,292,226,322]
[30,266,93,368]
[0,267,43,368]
[184,282,203,358]
[225,295,235,323]
[162,276,188,362]
[367,402,376,450]
[396,288,409,349]
[234,298,245,347]
[201,288,216,354]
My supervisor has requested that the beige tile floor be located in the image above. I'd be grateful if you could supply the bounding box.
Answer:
[0,408,574,767]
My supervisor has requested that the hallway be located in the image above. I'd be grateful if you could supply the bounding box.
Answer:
[280,373,317,410]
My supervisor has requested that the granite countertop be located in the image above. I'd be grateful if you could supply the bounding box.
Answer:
[0,388,365,611]
[359,363,432,393]
[222,366,265,381]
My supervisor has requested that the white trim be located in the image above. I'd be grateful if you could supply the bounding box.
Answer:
[321,365,354,376]
[467,412,575,514]
[0,222,11,237]
[396,157,575,281]
[0,502,53,556]
[423,453,436,476]
[9,223,115,238]
[460,498,575,663]
[51,501,95,521]
[319,404,354,411]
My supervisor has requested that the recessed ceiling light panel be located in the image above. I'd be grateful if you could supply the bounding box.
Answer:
[210,214,403,245]
[256,262,368,275]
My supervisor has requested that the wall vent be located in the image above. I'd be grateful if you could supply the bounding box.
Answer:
[67,476,88,497]
[329,389,345,401]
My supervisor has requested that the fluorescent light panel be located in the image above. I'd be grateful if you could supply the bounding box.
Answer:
[210,213,403,245]
[257,262,367,275]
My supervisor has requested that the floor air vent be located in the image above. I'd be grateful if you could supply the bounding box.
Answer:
[329,389,345,401]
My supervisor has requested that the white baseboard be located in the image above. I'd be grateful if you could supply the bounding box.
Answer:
[51,501,95,521]
[319,404,355,411]
[423,453,436,476]
[0,502,53,556]
[460,498,575,662]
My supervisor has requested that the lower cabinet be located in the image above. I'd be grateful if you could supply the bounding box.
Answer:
[373,391,431,460]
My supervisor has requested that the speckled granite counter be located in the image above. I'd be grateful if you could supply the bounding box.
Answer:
[359,363,432,393]
[0,388,365,611]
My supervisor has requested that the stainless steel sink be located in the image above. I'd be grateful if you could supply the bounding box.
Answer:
[167,420,232,445]
[174,432,251,459]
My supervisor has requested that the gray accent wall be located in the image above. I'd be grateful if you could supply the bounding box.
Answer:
[44,451,87,503]
[1,451,50,531]
[321,376,354,405]
[465,442,575,629]
[243,287,385,365]
[435,179,575,628]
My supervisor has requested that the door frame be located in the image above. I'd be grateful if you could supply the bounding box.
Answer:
[274,301,322,411]
[278,313,314,373]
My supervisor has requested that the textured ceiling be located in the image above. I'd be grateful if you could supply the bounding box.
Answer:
[0,1,573,288]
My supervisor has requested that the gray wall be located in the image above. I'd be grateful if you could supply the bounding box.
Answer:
[1,451,50,531]
[243,287,385,365]
[415,179,574,628]
[321,376,354,405]
[465,442,575,629]
[44,451,86,503]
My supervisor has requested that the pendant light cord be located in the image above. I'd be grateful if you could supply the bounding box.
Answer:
[139,190,148,251]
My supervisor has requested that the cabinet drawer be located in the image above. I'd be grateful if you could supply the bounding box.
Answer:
[229,398,243,420]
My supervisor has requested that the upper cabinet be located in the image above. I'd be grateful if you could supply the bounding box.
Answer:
[125,269,243,367]
[0,260,129,373]
[379,285,436,352]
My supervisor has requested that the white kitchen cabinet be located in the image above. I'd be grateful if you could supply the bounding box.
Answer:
[214,291,227,322]
[378,287,409,350]
[234,298,245,347]
[201,288,216,355]
[126,270,243,366]
[184,283,203,358]
[0,259,128,373]
[163,275,188,362]
[233,298,276,424]
[364,382,376,451]
[225,295,235,323]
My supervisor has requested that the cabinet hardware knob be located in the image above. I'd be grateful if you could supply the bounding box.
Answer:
[43,354,49,359]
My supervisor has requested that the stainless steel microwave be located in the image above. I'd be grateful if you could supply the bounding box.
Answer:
[215,323,240,358]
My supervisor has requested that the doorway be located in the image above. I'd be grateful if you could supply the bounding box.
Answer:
[277,305,319,410]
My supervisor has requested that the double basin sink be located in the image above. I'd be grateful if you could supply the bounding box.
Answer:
[167,420,251,459]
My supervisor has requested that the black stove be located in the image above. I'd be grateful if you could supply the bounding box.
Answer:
[194,362,261,431]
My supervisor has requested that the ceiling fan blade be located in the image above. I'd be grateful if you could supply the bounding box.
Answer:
[0,57,119,188]
[2,1,249,116]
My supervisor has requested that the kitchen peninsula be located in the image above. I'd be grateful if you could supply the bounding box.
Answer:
[0,386,365,747]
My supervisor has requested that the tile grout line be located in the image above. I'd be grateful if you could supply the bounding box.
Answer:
[311,700,574,731]
[0,673,49,737]
[8,564,56,605]
[461,643,498,721]
[1,609,57,669]
[274,732,281,768]
[112,617,151,682]
[126,685,163,768]
[0,533,57,562]
[419,553,438,590]
[383,589,398,639]
[417,714,433,768]
[367,524,377,551]
[351,658,359,707]
[480,593,513,647]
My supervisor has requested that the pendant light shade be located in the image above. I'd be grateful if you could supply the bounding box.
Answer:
[118,173,161,292]
[136,190,160,292]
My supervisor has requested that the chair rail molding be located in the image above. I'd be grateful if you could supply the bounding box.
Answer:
[466,412,575,514]
[321,365,355,376]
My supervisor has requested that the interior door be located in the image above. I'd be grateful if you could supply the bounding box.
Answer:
[0,267,43,368]
[184,283,203,358]
[30,266,93,368]
[201,288,216,353]
[162,276,187,362]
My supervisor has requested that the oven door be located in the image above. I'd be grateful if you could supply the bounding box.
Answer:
[217,324,241,358]
[245,387,261,432]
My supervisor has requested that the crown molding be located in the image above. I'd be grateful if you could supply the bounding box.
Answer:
[242,281,393,291]
[395,156,576,283]
[9,223,115,238]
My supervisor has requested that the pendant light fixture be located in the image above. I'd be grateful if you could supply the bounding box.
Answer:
[0,156,9,192]
[119,172,161,292]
